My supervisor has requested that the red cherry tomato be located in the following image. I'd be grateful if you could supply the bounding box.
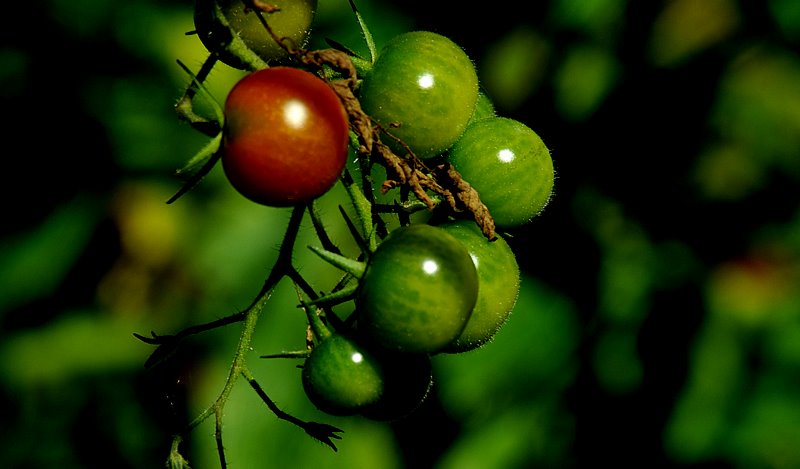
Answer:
[222,67,349,206]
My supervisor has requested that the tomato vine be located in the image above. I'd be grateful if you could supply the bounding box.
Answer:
[136,1,555,466]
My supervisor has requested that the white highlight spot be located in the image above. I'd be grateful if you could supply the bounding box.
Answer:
[284,100,308,129]
[351,352,363,364]
[469,253,479,269]
[422,259,439,275]
[417,73,435,90]
[498,148,515,163]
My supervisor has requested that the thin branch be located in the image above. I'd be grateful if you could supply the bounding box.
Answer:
[241,365,344,451]
[169,205,307,466]
[134,310,246,369]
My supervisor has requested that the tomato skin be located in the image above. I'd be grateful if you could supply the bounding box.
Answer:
[467,91,496,125]
[437,220,520,353]
[447,117,554,227]
[194,0,318,69]
[355,224,479,354]
[358,31,479,159]
[222,67,349,206]
[301,334,384,416]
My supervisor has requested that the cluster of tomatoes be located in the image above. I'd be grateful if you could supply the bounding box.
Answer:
[187,0,555,421]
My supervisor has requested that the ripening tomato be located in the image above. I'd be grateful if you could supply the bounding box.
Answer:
[222,67,349,206]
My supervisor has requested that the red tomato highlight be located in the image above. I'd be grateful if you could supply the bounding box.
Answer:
[222,67,349,206]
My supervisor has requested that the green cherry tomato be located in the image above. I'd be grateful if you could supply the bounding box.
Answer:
[467,90,496,125]
[447,117,554,228]
[356,224,479,354]
[222,67,349,206]
[437,220,520,353]
[301,334,384,416]
[358,31,479,159]
[194,0,318,69]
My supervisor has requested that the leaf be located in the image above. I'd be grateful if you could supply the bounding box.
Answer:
[166,133,223,204]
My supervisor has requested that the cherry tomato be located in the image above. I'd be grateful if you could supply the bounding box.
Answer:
[437,220,520,353]
[447,116,554,227]
[194,0,318,69]
[468,90,496,125]
[355,224,479,354]
[358,31,479,159]
[301,333,384,416]
[222,67,349,206]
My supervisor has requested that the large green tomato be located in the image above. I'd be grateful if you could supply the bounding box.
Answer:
[447,117,554,228]
[355,224,479,354]
[358,31,479,159]
[437,220,520,353]
[194,0,318,69]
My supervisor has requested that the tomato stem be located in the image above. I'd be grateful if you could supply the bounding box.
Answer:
[211,0,269,70]
[348,0,377,65]
[341,167,379,251]
[307,245,367,279]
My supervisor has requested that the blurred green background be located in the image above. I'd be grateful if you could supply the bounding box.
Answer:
[2,0,799,467]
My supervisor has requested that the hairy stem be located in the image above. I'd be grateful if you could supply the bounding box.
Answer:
[173,205,306,467]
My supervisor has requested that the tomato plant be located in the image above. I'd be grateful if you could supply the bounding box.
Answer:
[140,2,558,464]
[194,0,318,70]
[355,224,479,354]
[437,220,520,353]
[358,31,479,159]
[447,116,555,228]
[222,66,349,206]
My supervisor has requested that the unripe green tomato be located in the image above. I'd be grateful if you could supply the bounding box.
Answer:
[358,31,479,159]
[468,91,496,125]
[356,224,479,354]
[447,117,554,228]
[437,220,520,353]
[194,0,317,69]
[301,334,384,416]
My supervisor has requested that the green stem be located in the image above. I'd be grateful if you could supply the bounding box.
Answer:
[308,200,342,255]
[307,244,367,279]
[174,55,222,137]
[348,0,377,64]
[240,365,343,451]
[176,205,306,463]
[341,167,378,251]
[212,0,269,70]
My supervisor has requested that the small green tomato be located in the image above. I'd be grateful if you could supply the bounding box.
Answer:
[358,31,479,159]
[438,220,520,352]
[194,0,317,69]
[447,117,554,227]
[301,334,384,416]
